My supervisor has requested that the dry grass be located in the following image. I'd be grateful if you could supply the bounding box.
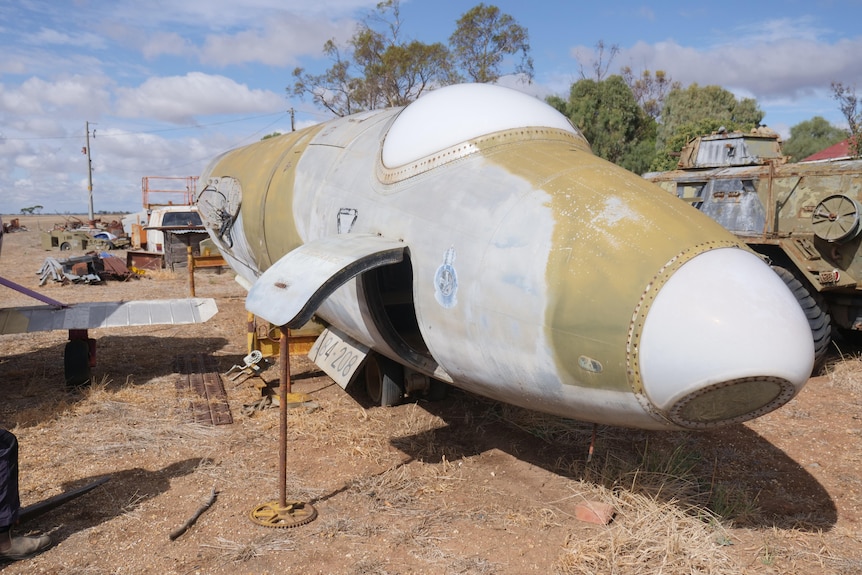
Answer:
[483,401,762,525]
[826,351,862,394]
[200,533,295,562]
[3,221,862,574]
[555,488,736,575]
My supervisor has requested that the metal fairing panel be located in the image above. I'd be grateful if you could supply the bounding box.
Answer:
[245,233,406,329]
[0,298,218,334]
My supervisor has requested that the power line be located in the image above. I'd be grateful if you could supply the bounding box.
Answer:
[1,111,289,141]
[81,112,292,175]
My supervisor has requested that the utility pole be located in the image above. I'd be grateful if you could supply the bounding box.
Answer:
[289,108,295,132]
[84,121,95,225]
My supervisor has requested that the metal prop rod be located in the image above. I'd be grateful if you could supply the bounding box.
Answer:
[278,325,292,508]
[0,275,68,308]
[187,244,196,297]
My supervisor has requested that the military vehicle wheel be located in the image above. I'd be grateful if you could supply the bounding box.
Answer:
[364,354,404,407]
[64,339,91,387]
[60,242,71,250]
[772,266,831,370]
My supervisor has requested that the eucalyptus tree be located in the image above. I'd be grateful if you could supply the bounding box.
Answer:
[291,2,533,116]
[291,1,457,116]
[449,3,533,83]
[783,116,846,162]
[832,81,861,157]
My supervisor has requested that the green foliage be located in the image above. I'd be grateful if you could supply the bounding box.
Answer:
[261,132,283,140]
[292,2,533,115]
[449,3,533,83]
[555,75,657,172]
[619,133,659,175]
[292,1,457,116]
[658,84,763,150]
[782,116,846,162]
[650,118,736,171]
[292,40,363,116]
[545,94,567,116]
[621,67,679,120]
[647,84,764,171]
[19,205,42,215]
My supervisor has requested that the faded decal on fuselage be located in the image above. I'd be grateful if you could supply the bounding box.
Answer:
[434,246,458,308]
[337,208,358,234]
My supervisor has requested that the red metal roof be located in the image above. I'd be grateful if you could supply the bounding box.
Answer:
[801,138,854,162]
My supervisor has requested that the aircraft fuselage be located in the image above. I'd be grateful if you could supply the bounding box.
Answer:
[196,84,813,430]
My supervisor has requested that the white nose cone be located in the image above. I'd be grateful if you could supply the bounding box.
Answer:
[639,248,814,428]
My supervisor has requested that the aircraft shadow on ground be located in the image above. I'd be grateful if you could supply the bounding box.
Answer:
[387,388,837,533]
[19,458,210,547]
[0,335,228,429]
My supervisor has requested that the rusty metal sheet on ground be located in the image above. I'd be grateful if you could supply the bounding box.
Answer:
[174,353,233,425]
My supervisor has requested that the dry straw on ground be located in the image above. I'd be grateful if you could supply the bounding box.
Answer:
[2,216,862,574]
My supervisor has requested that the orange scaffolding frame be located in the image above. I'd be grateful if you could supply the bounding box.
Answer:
[142,176,199,209]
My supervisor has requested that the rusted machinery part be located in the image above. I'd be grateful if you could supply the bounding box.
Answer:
[249,500,317,528]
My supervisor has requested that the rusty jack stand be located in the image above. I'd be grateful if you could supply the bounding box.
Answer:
[248,325,318,528]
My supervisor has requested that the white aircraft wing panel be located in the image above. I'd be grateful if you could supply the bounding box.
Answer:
[0,298,218,335]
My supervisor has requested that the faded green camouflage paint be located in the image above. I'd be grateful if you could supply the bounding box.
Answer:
[205,126,324,271]
[208,122,744,398]
[485,134,744,393]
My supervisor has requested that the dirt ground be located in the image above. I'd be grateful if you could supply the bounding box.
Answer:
[1,215,861,574]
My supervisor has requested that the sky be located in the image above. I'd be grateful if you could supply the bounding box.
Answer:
[2,0,862,215]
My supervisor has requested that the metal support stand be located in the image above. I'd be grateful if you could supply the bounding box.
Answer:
[249,325,317,528]
[187,244,196,297]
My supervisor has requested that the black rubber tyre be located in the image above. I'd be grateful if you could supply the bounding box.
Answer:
[64,339,91,387]
[772,266,831,370]
[364,354,404,407]
[60,242,71,250]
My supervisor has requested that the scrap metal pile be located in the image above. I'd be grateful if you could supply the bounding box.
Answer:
[38,252,136,285]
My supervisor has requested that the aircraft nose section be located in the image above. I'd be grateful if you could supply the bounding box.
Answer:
[637,248,814,428]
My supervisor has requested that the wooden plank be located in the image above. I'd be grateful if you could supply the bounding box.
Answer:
[193,255,227,268]
[174,353,233,425]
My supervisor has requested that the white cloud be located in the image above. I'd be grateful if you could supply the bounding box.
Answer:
[105,0,375,28]
[726,16,829,45]
[140,32,193,60]
[617,32,862,101]
[0,75,112,135]
[638,7,656,22]
[32,27,107,49]
[199,14,355,67]
[22,75,113,112]
[114,73,287,123]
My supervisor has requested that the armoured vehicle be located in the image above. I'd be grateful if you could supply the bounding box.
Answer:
[644,130,862,363]
[41,228,115,251]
